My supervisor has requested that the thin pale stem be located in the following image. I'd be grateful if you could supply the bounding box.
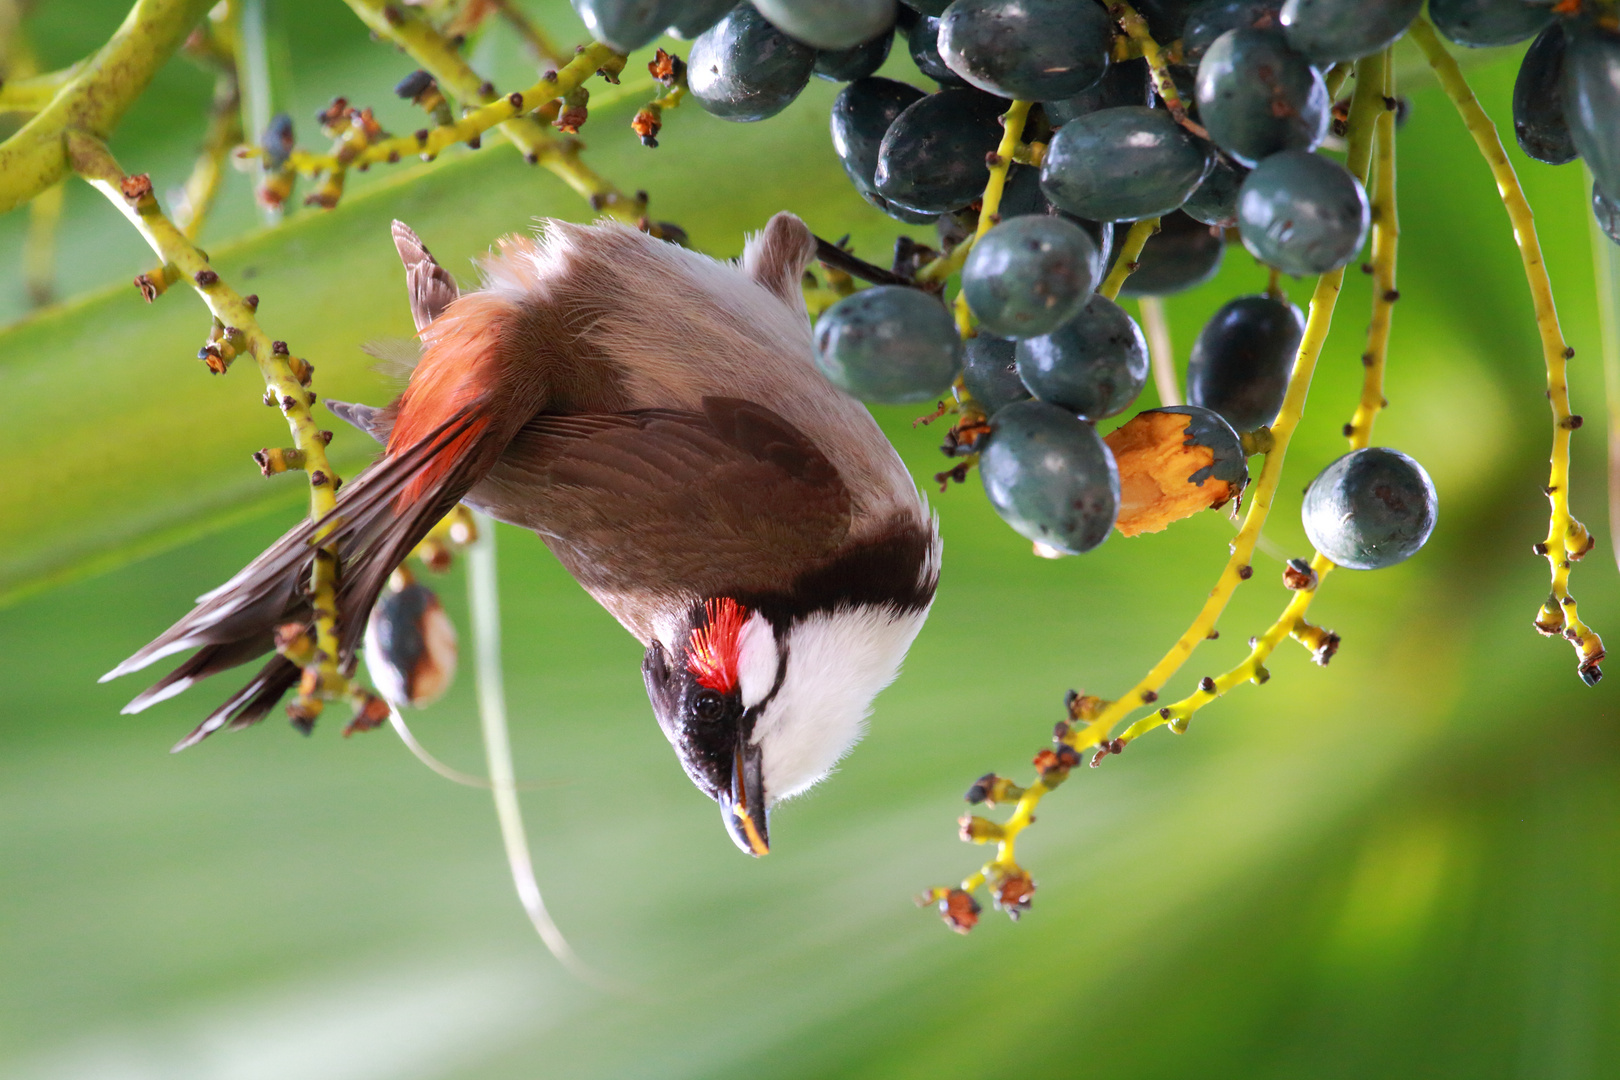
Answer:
[23,180,62,307]
[1139,295,1180,406]
[1595,178,1620,575]
[467,512,600,982]
[1409,16,1604,684]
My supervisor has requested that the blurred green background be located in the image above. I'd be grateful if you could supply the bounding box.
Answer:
[3,3,1618,1077]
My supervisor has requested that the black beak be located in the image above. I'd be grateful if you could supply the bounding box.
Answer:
[720,734,769,856]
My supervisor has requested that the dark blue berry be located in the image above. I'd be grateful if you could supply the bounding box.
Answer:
[1133,0,1197,41]
[1438,0,1548,48]
[1564,24,1620,204]
[1431,0,1553,48]
[864,191,939,223]
[962,215,1098,338]
[1237,149,1369,276]
[754,0,897,49]
[938,0,1113,101]
[667,0,735,38]
[1196,27,1329,166]
[994,166,1114,281]
[979,400,1120,554]
[815,26,896,80]
[831,77,926,195]
[1596,180,1620,246]
[1153,405,1249,490]
[1043,58,1153,125]
[1279,0,1422,64]
[1113,211,1226,297]
[813,286,962,403]
[1015,294,1149,419]
[961,334,1031,413]
[1040,106,1214,222]
[1185,293,1304,431]
[574,0,678,53]
[907,14,970,85]
[875,88,1006,213]
[1302,447,1437,570]
[688,5,818,121]
[1514,24,1577,165]
[1183,154,1249,227]
[1182,1,1285,65]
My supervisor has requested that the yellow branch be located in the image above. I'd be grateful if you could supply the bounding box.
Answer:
[1409,17,1604,684]
[66,131,364,715]
[1111,1,1208,140]
[258,43,618,177]
[1099,217,1159,300]
[1145,58,1406,737]
[1084,49,1386,749]
[0,0,215,214]
[1346,59,1399,450]
[951,99,1032,335]
[340,0,641,221]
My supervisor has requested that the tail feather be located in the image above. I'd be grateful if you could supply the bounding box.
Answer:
[121,630,281,715]
[112,411,496,744]
[172,655,300,752]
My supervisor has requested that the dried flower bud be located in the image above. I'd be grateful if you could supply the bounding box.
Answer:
[260,113,295,169]
[1283,557,1317,591]
[938,888,981,934]
[990,867,1035,921]
[1104,407,1249,537]
[343,690,392,736]
[1033,744,1080,786]
[365,579,458,707]
[965,773,1026,807]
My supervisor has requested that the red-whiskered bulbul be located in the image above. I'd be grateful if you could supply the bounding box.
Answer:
[103,212,941,856]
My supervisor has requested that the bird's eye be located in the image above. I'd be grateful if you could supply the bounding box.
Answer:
[691,688,725,722]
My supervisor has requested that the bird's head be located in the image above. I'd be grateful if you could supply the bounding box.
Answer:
[643,586,932,856]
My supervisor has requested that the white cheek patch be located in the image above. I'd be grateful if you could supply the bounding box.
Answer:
[750,604,931,804]
[736,612,779,710]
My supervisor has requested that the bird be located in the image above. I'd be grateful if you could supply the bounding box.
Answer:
[102,211,941,857]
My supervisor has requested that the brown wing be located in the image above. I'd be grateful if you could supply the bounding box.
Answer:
[474,397,852,635]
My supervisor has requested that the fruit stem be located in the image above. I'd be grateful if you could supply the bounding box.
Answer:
[1346,54,1399,451]
[1409,15,1604,684]
[1105,49,1386,745]
[1110,1,1209,140]
[949,99,1033,336]
[1099,217,1159,300]
[1138,295,1181,405]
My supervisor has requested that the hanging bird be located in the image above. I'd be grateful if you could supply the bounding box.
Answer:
[102,212,940,856]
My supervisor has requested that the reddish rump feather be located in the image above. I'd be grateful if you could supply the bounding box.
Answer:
[687,598,749,693]
[387,292,514,508]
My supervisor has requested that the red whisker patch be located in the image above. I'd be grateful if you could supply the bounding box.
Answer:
[687,598,749,693]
